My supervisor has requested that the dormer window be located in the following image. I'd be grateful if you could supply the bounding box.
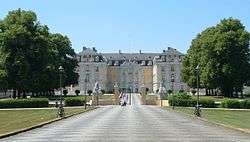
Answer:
[141,61,146,66]
[114,61,119,66]
[147,61,153,66]
[95,56,99,62]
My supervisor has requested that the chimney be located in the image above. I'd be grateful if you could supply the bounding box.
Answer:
[92,47,97,52]
[119,50,122,54]
[82,46,87,51]
[139,50,142,54]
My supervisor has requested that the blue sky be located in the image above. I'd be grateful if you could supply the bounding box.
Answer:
[1,0,250,53]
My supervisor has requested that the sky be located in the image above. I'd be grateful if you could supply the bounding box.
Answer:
[1,0,250,54]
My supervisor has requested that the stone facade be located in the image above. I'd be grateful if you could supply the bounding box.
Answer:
[76,47,188,93]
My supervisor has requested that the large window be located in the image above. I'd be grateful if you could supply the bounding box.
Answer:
[85,74,90,82]
[171,65,175,72]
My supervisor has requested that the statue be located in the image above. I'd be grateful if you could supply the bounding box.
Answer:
[158,83,166,100]
[92,82,101,106]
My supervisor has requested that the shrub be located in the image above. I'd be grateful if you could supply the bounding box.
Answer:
[0,98,49,108]
[65,97,85,106]
[75,90,80,96]
[240,100,250,109]
[179,90,184,93]
[167,90,172,94]
[168,93,195,107]
[198,98,215,108]
[221,99,241,108]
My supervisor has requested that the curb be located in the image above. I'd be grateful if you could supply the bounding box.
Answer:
[163,107,250,134]
[0,107,97,139]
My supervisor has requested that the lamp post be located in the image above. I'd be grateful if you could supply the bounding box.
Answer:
[140,84,146,105]
[194,65,201,117]
[58,66,64,117]
[171,74,175,109]
[84,78,87,109]
[129,86,132,105]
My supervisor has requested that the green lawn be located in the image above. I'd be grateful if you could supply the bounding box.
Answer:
[164,107,250,131]
[0,107,93,135]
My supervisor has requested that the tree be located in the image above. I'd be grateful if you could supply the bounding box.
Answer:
[75,90,80,96]
[0,9,50,98]
[182,18,250,97]
[0,9,79,97]
[49,33,79,88]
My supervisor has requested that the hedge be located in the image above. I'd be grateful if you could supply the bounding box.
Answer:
[65,97,85,106]
[0,98,49,108]
[198,98,216,108]
[168,93,195,107]
[240,100,250,109]
[168,93,215,108]
[222,99,250,109]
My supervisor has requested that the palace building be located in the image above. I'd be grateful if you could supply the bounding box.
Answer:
[76,47,188,93]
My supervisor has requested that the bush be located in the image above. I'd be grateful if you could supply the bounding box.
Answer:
[0,98,49,108]
[167,90,172,94]
[179,90,184,93]
[65,97,85,106]
[168,93,195,107]
[221,99,241,108]
[240,100,250,109]
[198,98,215,108]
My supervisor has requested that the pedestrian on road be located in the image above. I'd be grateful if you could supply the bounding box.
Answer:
[121,93,128,106]
[119,92,124,106]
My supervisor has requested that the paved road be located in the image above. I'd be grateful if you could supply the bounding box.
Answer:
[1,94,250,142]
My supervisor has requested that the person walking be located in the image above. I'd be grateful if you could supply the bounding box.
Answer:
[119,92,124,106]
[122,93,128,106]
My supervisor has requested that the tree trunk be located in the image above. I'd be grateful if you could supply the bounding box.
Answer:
[31,92,34,97]
[17,90,21,98]
[13,90,16,99]
[23,91,26,98]
[205,89,208,96]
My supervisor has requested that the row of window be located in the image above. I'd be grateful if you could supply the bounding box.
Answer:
[161,65,176,72]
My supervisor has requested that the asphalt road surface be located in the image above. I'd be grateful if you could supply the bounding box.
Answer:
[1,94,250,142]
